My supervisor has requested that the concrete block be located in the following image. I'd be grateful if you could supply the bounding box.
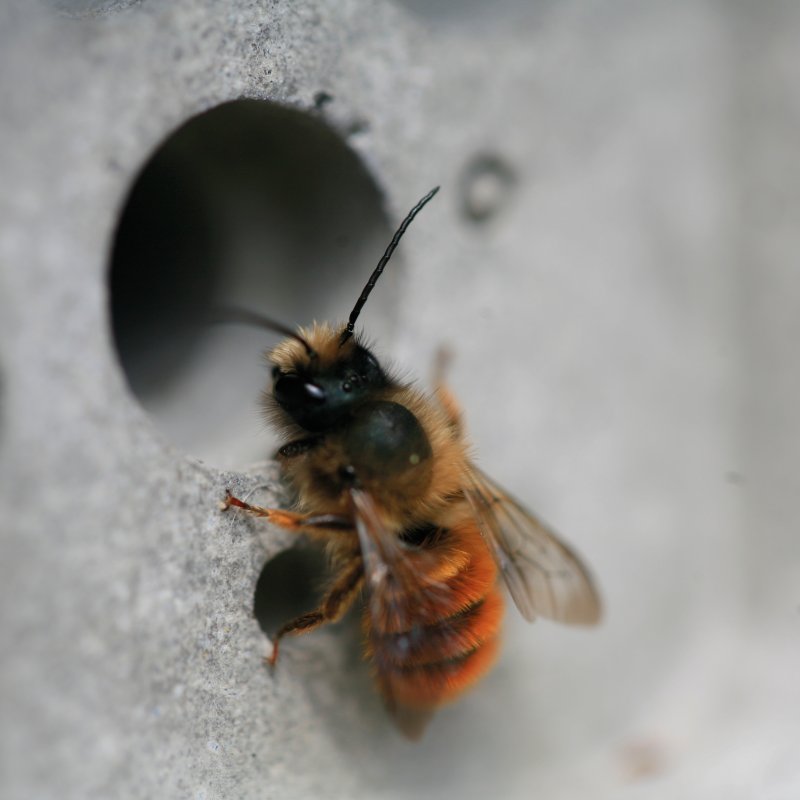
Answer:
[2,1,799,798]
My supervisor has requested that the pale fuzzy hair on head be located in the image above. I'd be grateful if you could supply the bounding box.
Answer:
[267,321,359,373]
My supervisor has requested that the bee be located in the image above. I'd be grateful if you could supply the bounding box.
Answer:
[222,187,601,739]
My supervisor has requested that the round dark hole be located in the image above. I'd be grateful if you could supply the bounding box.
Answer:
[109,99,393,466]
[253,543,330,637]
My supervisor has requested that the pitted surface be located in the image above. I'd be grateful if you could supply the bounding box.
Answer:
[2,1,800,798]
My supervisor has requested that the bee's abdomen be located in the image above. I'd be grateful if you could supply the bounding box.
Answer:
[366,523,504,710]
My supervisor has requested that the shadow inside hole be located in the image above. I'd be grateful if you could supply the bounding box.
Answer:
[253,543,331,637]
[110,144,218,398]
[109,99,392,466]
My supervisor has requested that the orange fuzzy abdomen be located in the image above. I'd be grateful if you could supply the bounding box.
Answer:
[365,522,504,710]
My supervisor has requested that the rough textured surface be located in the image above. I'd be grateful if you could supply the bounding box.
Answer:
[1,1,799,798]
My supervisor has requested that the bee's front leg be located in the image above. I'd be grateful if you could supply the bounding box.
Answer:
[220,492,353,537]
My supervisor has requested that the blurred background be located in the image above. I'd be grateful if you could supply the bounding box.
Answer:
[1,1,799,798]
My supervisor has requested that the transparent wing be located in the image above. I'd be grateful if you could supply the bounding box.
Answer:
[463,466,602,626]
[350,488,456,739]
[351,488,451,632]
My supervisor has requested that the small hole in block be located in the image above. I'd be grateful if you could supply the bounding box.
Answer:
[253,544,330,637]
[459,153,517,223]
[109,100,393,466]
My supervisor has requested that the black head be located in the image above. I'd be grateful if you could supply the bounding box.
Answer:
[271,335,389,431]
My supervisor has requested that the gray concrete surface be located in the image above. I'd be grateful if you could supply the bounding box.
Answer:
[1,1,799,798]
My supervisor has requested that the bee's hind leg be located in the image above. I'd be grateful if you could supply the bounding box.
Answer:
[265,559,364,666]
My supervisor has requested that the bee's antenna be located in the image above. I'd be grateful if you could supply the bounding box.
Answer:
[210,307,316,358]
[340,186,440,345]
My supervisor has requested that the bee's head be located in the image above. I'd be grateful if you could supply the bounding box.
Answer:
[268,324,388,432]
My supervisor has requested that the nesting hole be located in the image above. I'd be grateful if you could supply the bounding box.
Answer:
[109,99,393,466]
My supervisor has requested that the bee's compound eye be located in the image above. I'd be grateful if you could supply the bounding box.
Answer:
[271,365,281,379]
[274,374,327,408]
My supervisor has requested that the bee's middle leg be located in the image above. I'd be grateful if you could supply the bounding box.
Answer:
[265,559,364,666]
